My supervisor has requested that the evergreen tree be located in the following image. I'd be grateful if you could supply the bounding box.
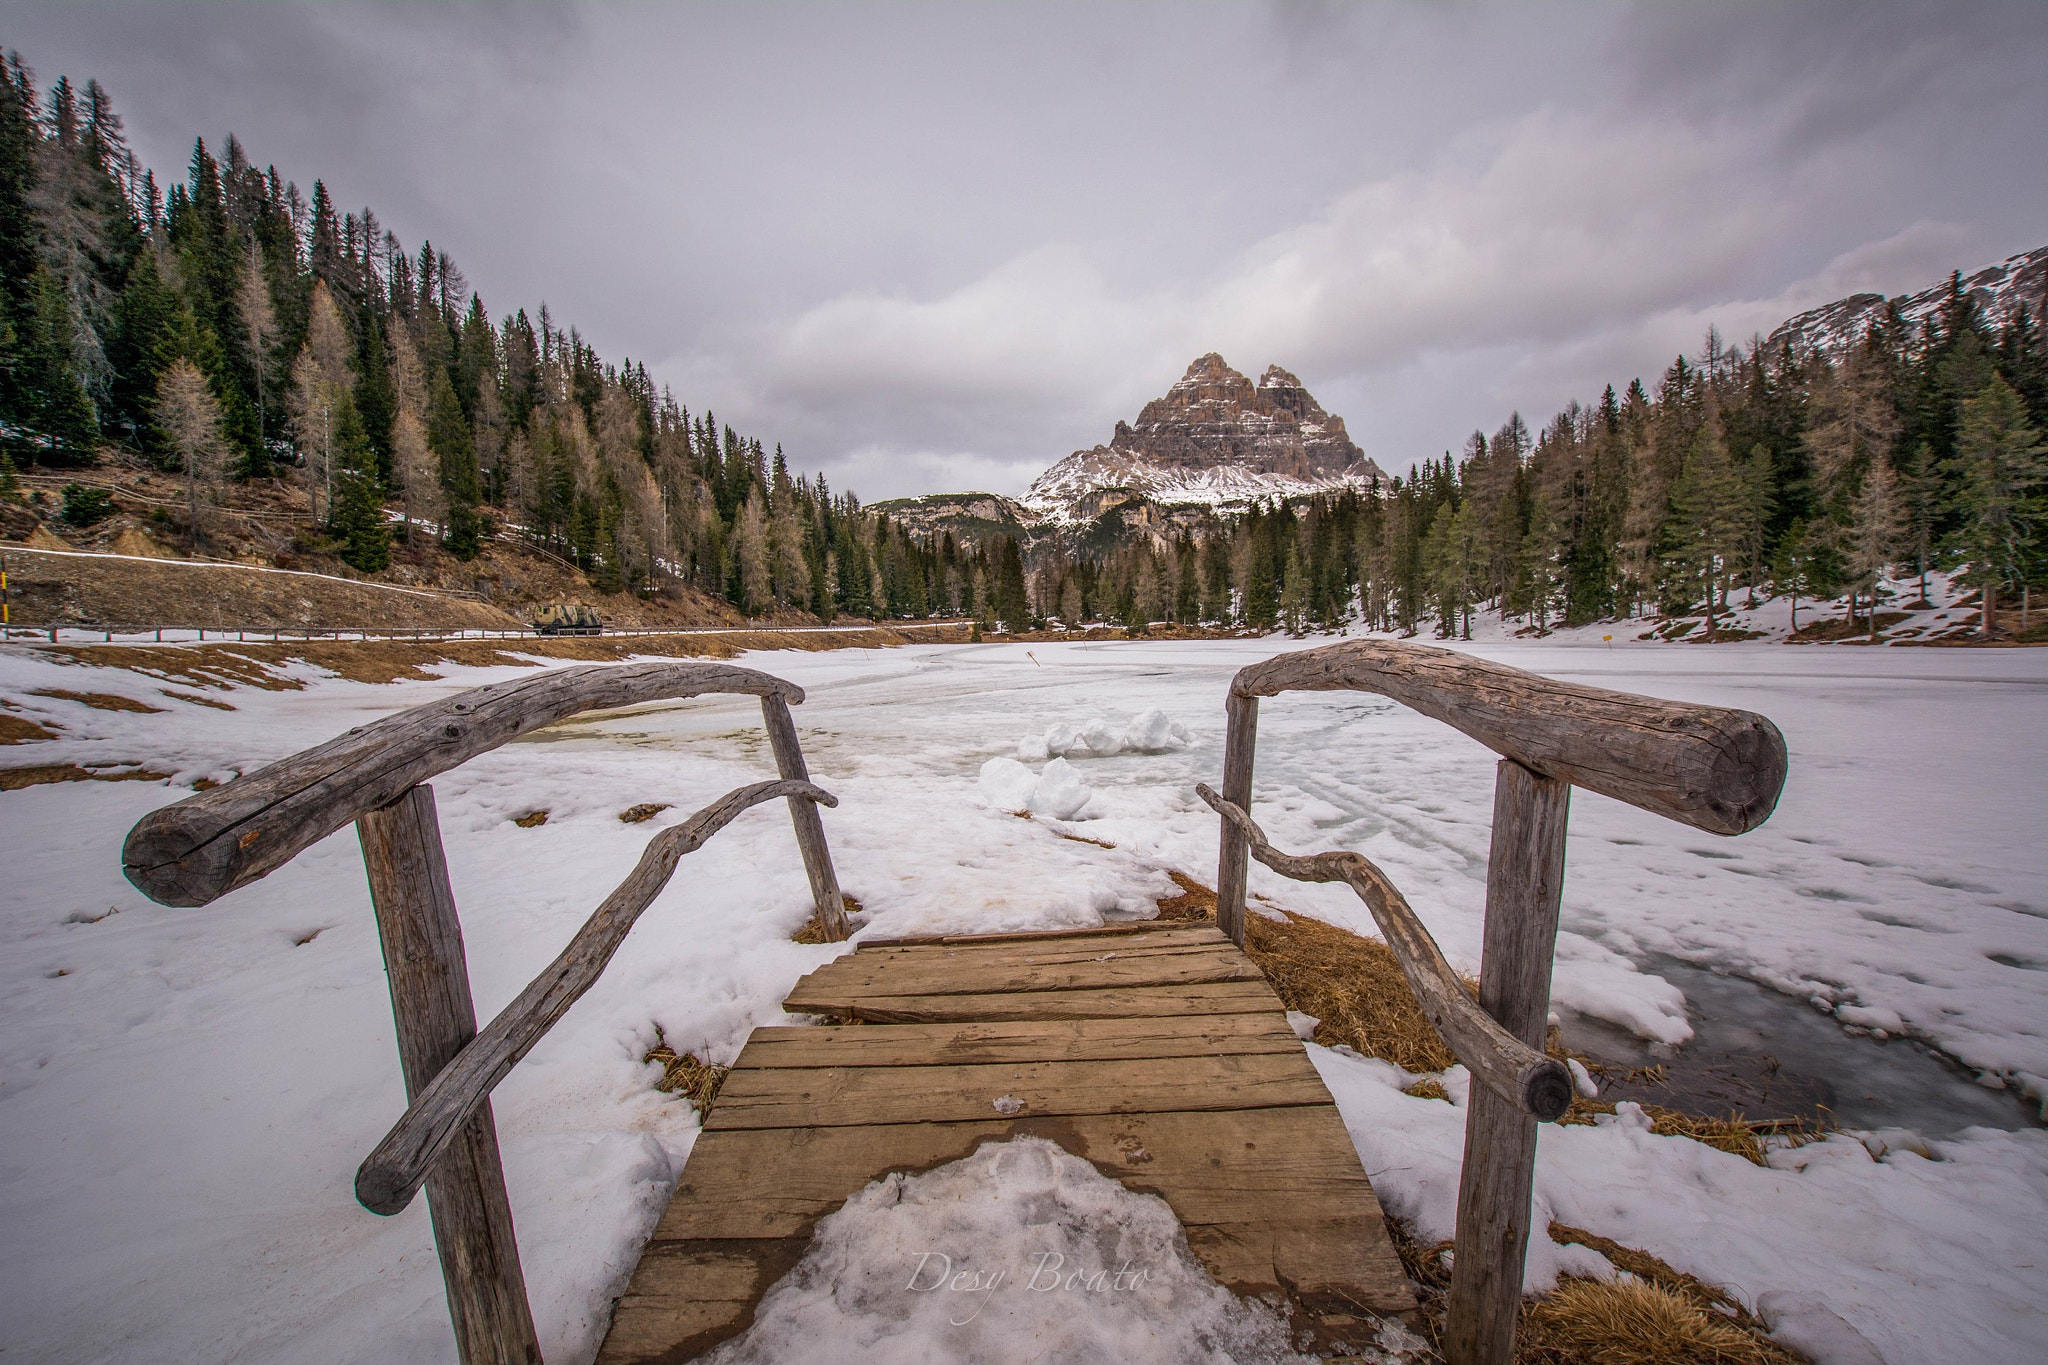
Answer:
[1949,374,2046,636]
[994,534,1029,632]
[325,396,388,572]
[1844,461,1904,639]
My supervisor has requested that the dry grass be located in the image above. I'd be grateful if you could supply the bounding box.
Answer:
[1552,1051,1832,1166]
[512,809,549,828]
[43,623,968,690]
[28,687,164,713]
[618,802,670,824]
[644,1035,730,1115]
[1155,870,1459,1073]
[0,762,170,791]
[1155,871,1812,1363]
[0,713,58,743]
[793,894,868,944]
[1521,1277,1805,1365]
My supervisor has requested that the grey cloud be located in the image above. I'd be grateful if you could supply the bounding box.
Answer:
[5,1,2042,498]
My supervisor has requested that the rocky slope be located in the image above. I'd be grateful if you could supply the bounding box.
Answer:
[1023,354,1385,521]
[1768,244,2047,358]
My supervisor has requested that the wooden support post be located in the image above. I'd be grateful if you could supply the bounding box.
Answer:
[357,785,542,1365]
[1214,691,1259,947]
[760,694,848,941]
[1443,760,1571,1365]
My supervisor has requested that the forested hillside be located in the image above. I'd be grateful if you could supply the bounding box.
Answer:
[1,45,2041,641]
[1030,269,2048,639]
[0,50,1017,626]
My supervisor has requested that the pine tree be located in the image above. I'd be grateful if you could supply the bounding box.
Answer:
[995,534,1030,633]
[1949,374,2046,637]
[325,396,388,572]
[427,367,480,558]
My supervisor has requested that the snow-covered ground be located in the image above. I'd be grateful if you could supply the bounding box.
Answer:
[1,632,2043,1364]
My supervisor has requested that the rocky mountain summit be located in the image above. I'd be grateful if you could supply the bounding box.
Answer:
[1021,354,1385,521]
[1768,244,2047,359]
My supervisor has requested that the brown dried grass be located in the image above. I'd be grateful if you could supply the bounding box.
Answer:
[1520,1277,1805,1365]
[46,624,967,689]
[644,1036,730,1115]
[618,802,670,824]
[511,809,549,828]
[1155,870,1459,1073]
[0,762,170,791]
[793,894,867,944]
[28,687,164,713]
[0,713,58,743]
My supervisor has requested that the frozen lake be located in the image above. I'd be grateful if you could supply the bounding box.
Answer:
[2,635,2044,1363]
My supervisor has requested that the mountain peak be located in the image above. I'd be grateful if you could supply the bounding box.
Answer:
[1026,355,1383,519]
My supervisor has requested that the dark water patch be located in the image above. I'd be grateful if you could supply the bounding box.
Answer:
[1555,957,2040,1139]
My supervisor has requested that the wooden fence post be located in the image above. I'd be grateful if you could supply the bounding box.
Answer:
[760,694,848,941]
[358,784,542,1365]
[1214,691,1259,947]
[1443,759,1572,1365]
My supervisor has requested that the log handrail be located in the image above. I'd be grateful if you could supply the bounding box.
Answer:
[121,661,804,907]
[1212,639,1789,1365]
[118,661,850,1365]
[1196,784,1570,1121]
[1229,639,1786,835]
[356,777,836,1215]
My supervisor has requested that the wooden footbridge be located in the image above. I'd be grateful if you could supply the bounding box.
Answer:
[120,641,1786,1365]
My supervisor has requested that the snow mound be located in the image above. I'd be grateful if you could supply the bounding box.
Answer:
[976,756,1096,820]
[700,1136,1311,1365]
[1020,710,1191,763]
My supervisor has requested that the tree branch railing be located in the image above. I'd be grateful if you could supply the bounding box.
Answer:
[1211,639,1787,1365]
[120,661,851,1365]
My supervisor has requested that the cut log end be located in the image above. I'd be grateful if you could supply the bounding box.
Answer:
[1521,1059,1574,1123]
[355,1164,414,1217]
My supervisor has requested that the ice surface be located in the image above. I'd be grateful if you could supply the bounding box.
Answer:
[2,632,2044,1363]
[699,1137,1311,1365]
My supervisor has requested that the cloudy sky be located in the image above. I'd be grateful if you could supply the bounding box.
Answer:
[5,2,2043,499]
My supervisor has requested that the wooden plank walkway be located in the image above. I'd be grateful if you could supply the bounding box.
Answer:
[597,919,1417,1362]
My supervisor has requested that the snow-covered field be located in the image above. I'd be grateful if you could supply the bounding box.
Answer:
[2,633,2043,1364]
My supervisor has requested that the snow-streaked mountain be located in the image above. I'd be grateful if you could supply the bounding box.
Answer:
[1022,354,1384,522]
[1768,244,2047,359]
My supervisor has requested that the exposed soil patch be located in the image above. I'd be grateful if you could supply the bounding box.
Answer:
[0,713,58,743]
[29,687,165,713]
[32,623,969,690]
[0,763,170,791]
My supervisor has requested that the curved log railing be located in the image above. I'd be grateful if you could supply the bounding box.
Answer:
[121,661,851,1365]
[1211,639,1787,1365]
[1197,784,1572,1122]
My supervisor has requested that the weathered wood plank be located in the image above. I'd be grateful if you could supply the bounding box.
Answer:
[735,1014,1299,1069]
[1444,760,1572,1365]
[597,1240,800,1365]
[355,779,833,1217]
[783,979,1282,1023]
[857,921,1227,951]
[848,932,1231,968]
[125,661,805,906]
[788,946,1262,998]
[1230,639,1786,836]
[358,786,540,1365]
[655,1106,1400,1246]
[705,1050,1329,1130]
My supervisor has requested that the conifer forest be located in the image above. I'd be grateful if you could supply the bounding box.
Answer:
[1,49,2042,638]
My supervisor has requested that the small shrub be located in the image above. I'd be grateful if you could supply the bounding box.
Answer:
[60,484,116,527]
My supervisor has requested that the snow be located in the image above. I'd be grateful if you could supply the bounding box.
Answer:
[698,1136,1311,1365]
[3,630,2045,1363]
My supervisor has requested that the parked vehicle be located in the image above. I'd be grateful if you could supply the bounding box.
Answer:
[531,602,602,635]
